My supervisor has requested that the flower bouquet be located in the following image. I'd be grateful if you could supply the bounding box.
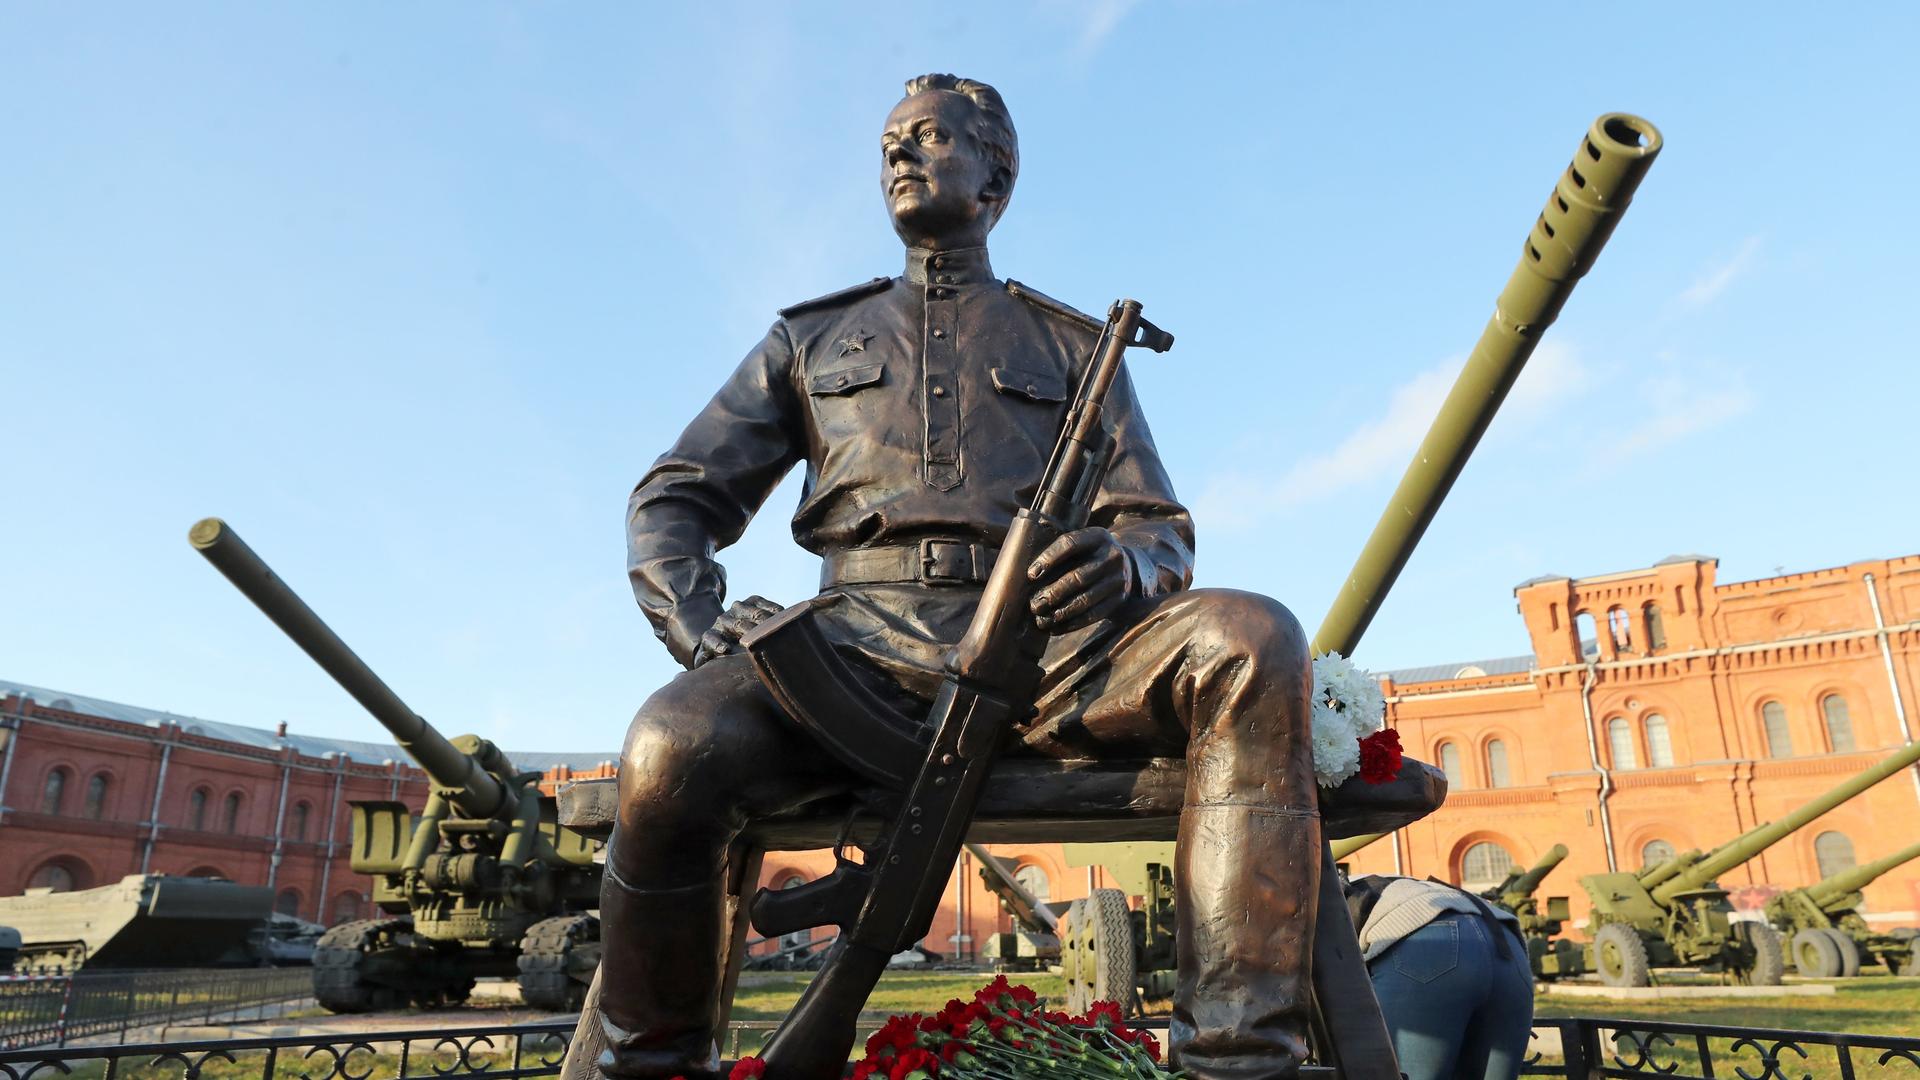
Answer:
[1308,651,1401,788]
[721,975,1170,1080]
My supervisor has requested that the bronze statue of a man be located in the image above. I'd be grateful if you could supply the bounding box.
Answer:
[605,74,1320,1080]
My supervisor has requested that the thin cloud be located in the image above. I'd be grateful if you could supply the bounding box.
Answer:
[1679,236,1762,308]
[1614,373,1754,458]
[1073,0,1141,56]
[1194,342,1589,530]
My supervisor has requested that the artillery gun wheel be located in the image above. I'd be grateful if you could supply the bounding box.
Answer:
[1731,922,1784,986]
[1062,889,1136,1015]
[313,918,412,1013]
[518,914,601,1010]
[1592,924,1650,988]
[1791,928,1844,977]
[1821,928,1861,977]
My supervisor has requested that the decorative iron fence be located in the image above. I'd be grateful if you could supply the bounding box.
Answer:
[1524,1016,1920,1080]
[2,1015,1917,1080]
[0,968,314,1050]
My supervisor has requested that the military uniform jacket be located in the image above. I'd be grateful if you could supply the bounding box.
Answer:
[627,245,1195,696]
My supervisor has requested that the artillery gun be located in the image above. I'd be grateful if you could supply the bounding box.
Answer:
[969,844,1064,972]
[1763,839,1920,977]
[1578,735,1920,987]
[1478,844,1582,979]
[189,519,603,1012]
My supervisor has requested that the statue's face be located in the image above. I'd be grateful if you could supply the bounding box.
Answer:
[880,91,1003,245]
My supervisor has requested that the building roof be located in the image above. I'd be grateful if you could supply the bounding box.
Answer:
[1378,653,1534,685]
[0,678,615,772]
[1655,553,1717,566]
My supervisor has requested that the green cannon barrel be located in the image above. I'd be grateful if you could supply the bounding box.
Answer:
[1635,849,1702,889]
[1331,832,1388,860]
[1502,844,1569,900]
[1653,738,1920,904]
[1312,114,1662,658]
[1807,839,1920,908]
[189,517,513,821]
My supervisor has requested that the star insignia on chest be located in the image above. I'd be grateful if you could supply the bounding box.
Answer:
[837,329,874,357]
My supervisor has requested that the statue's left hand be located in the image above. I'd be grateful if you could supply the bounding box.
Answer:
[694,596,785,667]
[1027,527,1135,632]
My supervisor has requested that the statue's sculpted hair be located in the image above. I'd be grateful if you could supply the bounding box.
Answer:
[903,73,1018,224]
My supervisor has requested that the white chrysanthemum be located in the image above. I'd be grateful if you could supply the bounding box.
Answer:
[1309,651,1387,787]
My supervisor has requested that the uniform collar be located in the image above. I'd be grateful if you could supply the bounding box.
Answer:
[903,246,995,287]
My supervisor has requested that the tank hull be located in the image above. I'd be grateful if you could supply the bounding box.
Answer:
[0,875,273,970]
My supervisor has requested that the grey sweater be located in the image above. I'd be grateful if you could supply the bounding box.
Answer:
[1351,876,1521,962]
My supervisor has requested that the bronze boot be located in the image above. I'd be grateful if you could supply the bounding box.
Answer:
[595,865,725,1080]
[1170,803,1322,1080]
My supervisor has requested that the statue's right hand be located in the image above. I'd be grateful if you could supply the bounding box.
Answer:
[692,596,785,669]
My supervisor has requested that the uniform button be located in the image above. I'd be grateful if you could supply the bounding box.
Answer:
[936,274,953,284]
[1026,383,1038,395]
[932,256,947,269]
[932,328,946,339]
[932,386,948,398]
[836,375,849,387]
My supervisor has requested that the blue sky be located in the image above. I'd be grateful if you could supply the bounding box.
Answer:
[5,4,1916,753]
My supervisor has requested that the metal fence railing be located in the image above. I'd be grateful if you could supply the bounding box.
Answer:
[0,967,313,1049]
[1,1015,1916,1080]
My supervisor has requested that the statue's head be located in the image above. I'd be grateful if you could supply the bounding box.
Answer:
[882,73,1018,249]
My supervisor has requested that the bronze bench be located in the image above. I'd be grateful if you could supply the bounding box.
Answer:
[554,756,1445,1080]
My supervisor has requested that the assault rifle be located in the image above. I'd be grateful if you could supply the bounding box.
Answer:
[738,299,1172,1077]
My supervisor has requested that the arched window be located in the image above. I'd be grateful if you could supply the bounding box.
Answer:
[1608,607,1633,653]
[1485,740,1511,788]
[1014,863,1052,903]
[290,802,311,841]
[1814,832,1857,879]
[41,768,70,815]
[330,891,364,925]
[28,862,79,893]
[1762,701,1794,757]
[1574,612,1599,660]
[222,792,243,834]
[275,889,302,917]
[1640,839,1677,869]
[1461,842,1515,889]
[1822,694,1856,753]
[1607,718,1638,770]
[187,865,227,879]
[1644,714,1674,768]
[84,774,110,819]
[1643,602,1668,652]
[188,787,210,830]
[1438,742,1464,788]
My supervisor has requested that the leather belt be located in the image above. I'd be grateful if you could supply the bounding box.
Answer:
[821,539,997,589]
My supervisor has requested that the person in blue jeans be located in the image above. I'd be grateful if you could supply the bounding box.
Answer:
[1346,876,1536,1080]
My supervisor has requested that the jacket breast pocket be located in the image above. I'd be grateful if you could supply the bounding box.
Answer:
[809,361,886,397]
[989,366,1066,403]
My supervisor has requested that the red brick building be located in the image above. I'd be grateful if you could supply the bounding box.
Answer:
[1343,553,1920,928]
[0,682,614,926]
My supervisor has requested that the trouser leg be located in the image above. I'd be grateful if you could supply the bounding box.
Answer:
[1029,588,1319,1080]
[1458,918,1535,1080]
[596,656,845,1080]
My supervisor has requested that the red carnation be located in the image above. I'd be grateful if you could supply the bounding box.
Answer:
[1358,727,1403,785]
[1138,1032,1162,1062]
[852,1062,880,1080]
[888,1047,939,1080]
[1085,1000,1123,1025]
[728,1058,766,1080]
[1007,982,1039,1006]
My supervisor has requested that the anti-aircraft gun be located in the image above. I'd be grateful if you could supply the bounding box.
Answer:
[1763,839,1920,977]
[1579,736,1920,987]
[1478,844,1581,979]
[190,519,603,1012]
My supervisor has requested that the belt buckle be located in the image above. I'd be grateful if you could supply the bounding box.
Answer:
[918,538,973,586]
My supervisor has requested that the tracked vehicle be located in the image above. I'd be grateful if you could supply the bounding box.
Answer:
[190,518,603,1012]
[1764,839,1920,977]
